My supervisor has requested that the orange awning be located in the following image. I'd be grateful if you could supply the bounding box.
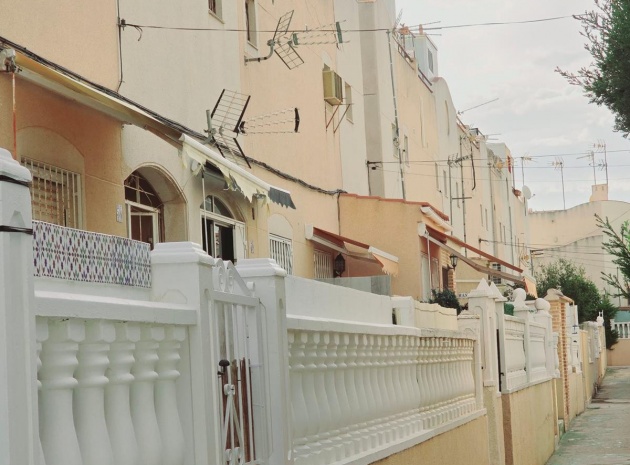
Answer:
[305,225,399,277]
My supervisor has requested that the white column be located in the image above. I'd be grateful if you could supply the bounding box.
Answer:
[105,323,141,465]
[236,258,292,465]
[155,326,187,465]
[0,148,39,465]
[39,319,85,465]
[74,320,116,465]
[151,242,221,465]
[35,318,48,465]
[130,326,164,465]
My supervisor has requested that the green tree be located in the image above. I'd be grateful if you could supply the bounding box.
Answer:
[556,0,630,136]
[597,215,630,300]
[535,258,601,321]
[536,256,618,349]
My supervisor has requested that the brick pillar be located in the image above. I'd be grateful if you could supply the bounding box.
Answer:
[546,289,570,427]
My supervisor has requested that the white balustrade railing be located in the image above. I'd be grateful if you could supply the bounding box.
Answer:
[37,316,189,465]
[497,301,555,393]
[528,321,548,383]
[287,318,479,465]
[502,316,527,391]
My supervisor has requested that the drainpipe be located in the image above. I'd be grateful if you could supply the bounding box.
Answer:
[386,29,405,200]
[459,138,467,253]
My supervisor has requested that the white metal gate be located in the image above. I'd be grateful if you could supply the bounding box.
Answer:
[211,260,270,465]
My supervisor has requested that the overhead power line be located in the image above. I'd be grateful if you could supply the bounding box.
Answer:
[119,14,577,35]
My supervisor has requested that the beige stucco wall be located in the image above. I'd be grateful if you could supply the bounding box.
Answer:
[373,415,490,465]
[567,371,585,422]
[608,339,630,366]
[0,76,126,237]
[502,380,556,465]
[339,194,449,299]
[1,0,119,88]
[530,200,630,298]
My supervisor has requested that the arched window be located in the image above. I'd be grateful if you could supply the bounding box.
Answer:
[124,172,163,248]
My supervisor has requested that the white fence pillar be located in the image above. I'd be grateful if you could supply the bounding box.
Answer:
[236,258,292,465]
[467,279,499,389]
[0,148,40,465]
[151,242,222,465]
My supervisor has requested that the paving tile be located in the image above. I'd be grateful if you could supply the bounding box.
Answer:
[546,367,630,465]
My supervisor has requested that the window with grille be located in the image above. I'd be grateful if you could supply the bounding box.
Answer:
[269,234,293,274]
[314,250,333,279]
[490,263,502,285]
[21,158,82,228]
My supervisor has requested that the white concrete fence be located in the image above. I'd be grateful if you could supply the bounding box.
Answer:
[0,149,562,465]
[612,321,630,339]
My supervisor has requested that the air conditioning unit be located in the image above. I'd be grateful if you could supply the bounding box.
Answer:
[405,49,416,61]
[323,69,343,105]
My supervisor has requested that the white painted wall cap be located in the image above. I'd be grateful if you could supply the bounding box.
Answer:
[0,148,31,183]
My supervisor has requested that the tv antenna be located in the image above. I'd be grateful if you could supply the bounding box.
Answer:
[578,151,597,185]
[550,158,566,209]
[245,10,344,70]
[204,90,300,167]
[593,139,609,185]
[457,98,499,116]
[518,154,536,186]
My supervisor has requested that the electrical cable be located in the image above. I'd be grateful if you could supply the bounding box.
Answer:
[119,14,576,35]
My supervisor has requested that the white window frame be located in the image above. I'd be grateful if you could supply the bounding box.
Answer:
[269,234,293,275]
[200,208,246,262]
[245,0,258,47]
[344,82,354,123]
[126,200,160,246]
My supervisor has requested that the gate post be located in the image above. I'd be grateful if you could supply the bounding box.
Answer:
[0,148,40,465]
[151,242,222,465]
[236,258,292,465]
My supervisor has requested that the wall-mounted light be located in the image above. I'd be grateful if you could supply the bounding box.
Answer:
[449,254,458,270]
[334,253,346,277]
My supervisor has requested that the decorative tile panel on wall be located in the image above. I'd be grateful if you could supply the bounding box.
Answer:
[33,221,151,287]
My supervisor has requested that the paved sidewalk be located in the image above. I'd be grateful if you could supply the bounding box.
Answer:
[546,366,630,465]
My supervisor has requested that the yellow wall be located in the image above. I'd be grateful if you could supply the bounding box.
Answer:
[502,381,556,465]
[608,339,630,366]
[1,0,119,88]
[0,76,126,237]
[373,416,490,465]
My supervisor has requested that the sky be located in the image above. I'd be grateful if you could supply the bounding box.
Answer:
[396,0,630,212]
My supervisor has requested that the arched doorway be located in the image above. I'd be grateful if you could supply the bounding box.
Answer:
[124,166,187,248]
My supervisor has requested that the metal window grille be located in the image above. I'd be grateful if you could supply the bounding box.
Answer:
[21,158,82,228]
[269,234,293,275]
[314,250,333,279]
[491,263,502,285]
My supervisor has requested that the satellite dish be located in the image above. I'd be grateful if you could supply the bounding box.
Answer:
[522,185,532,200]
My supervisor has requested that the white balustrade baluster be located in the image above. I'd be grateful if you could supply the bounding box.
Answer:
[313,332,333,463]
[333,333,354,458]
[289,331,310,461]
[105,323,140,465]
[39,319,85,465]
[351,334,370,450]
[373,335,388,442]
[155,326,186,465]
[342,334,362,453]
[301,331,321,462]
[36,317,49,465]
[417,339,430,413]
[130,326,164,465]
[323,332,344,461]
[75,320,116,465]
[410,337,423,432]
[362,335,381,447]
